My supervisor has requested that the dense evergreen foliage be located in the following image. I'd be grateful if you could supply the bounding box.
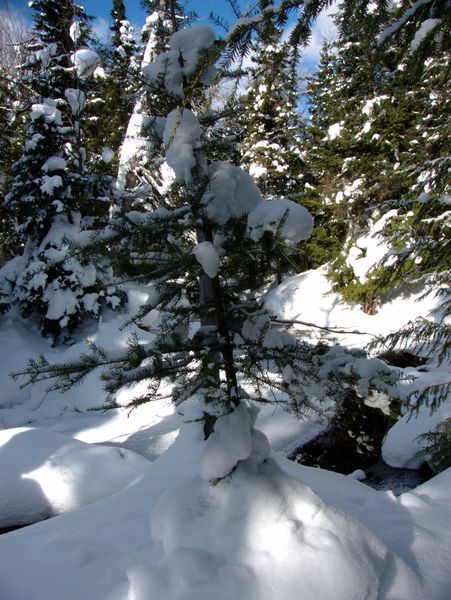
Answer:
[0,0,123,341]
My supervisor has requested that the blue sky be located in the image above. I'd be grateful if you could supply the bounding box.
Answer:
[2,0,336,70]
[2,1,241,35]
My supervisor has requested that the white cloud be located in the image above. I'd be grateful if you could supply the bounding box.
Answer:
[301,5,338,69]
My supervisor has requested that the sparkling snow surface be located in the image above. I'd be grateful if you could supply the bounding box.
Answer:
[0,272,449,599]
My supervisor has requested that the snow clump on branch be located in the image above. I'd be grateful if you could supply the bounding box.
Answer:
[247,199,313,244]
[143,25,217,98]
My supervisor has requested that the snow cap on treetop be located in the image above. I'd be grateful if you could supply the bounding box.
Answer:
[143,25,217,98]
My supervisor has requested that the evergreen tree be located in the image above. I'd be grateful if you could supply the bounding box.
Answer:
[18,26,396,442]
[0,8,31,262]
[239,16,304,199]
[84,0,139,176]
[226,0,450,65]
[301,2,450,419]
[0,0,123,341]
[116,0,185,200]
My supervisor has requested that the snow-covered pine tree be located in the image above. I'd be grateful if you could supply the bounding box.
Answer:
[0,8,31,262]
[15,27,401,592]
[0,0,124,341]
[302,2,450,424]
[238,14,304,199]
[18,24,396,435]
[226,0,450,63]
[115,0,186,201]
[83,0,139,177]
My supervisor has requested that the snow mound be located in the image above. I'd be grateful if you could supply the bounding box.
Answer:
[383,400,451,469]
[0,427,150,528]
[131,405,388,600]
[135,466,388,600]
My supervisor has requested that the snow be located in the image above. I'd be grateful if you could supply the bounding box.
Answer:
[40,174,63,195]
[410,18,441,52]
[65,88,85,115]
[41,156,66,172]
[263,267,439,349]
[199,403,255,480]
[30,102,62,125]
[192,242,220,279]
[69,22,82,44]
[101,148,115,163]
[378,0,434,45]
[362,96,389,117]
[0,272,450,598]
[163,109,202,184]
[247,199,313,244]
[2,410,448,600]
[44,287,78,321]
[383,400,451,469]
[327,122,343,140]
[147,446,387,600]
[202,162,262,225]
[346,210,397,283]
[72,49,101,78]
[248,163,268,179]
[35,43,57,68]
[0,427,149,528]
[144,26,217,98]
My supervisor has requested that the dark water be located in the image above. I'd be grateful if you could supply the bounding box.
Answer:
[363,459,432,496]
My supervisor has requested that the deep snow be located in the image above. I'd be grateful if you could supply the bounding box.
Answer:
[0,270,449,599]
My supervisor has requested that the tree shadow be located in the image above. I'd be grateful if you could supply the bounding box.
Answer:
[0,429,55,530]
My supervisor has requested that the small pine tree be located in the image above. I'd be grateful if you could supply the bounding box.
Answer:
[17,26,397,445]
[0,0,124,341]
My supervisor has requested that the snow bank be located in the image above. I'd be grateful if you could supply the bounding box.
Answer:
[0,427,149,528]
[133,405,388,600]
[383,400,451,469]
[346,210,397,283]
[0,414,445,600]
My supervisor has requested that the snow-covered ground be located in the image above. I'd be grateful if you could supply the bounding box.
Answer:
[0,270,449,599]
